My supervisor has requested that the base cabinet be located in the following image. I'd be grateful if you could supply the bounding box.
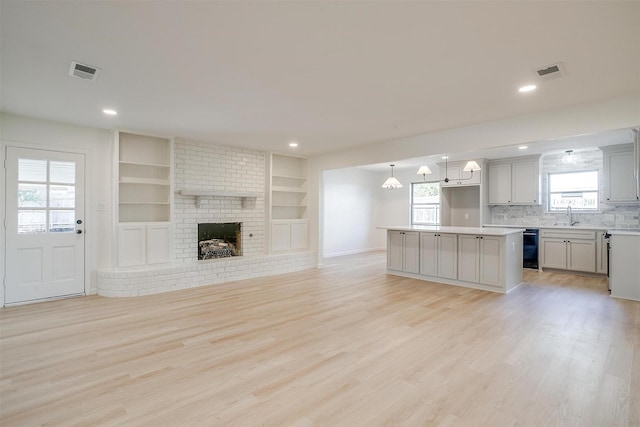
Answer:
[419,232,457,279]
[118,223,171,267]
[271,219,308,252]
[386,228,523,293]
[388,231,419,274]
[458,235,501,287]
[596,231,608,275]
[540,230,596,273]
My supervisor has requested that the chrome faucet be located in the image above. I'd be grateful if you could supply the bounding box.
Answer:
[567,205,579,226]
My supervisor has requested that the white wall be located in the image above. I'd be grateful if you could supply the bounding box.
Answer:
[322,168,385,257]
[323,166,443,257]
[0,113,114,302]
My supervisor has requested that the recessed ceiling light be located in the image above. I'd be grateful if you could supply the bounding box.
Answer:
[289,142,298,148]
[518,85,537,93]
[103,109,118,116]
[519,145,528,150]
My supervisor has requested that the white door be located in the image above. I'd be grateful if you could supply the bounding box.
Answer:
[5,147,85,304]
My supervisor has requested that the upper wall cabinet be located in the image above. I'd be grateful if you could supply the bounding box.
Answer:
[488,155,541,205]
[118,132,173,222]
[601,143,640,203]
[438,160,482,187]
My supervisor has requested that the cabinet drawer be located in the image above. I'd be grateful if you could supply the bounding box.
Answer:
[540,229,596,240]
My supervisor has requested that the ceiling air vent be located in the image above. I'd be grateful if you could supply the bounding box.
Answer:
[69,61,101,81]
[534,62,566,80]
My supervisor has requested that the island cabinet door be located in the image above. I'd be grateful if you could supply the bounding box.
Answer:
[438,233,458,280]
[419,233,438,277]
[458,235,480,283]
[403,232,420,274]
[479,236,501,286]
[387,231,404,271]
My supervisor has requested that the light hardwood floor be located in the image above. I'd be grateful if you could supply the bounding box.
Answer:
[1,251,638,426]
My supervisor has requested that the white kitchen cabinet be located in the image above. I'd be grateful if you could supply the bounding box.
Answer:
[609,233,640,301]
[118,223,171,267]
[488,156,540,205]
[540,229,596,273]
[487,163,511,204]
[540,238,567,270]
[271,219,308,252]
[419,232,457,280]
[458,235,501,287]
[387,231,419,274]
[596,230,608,275]
[438,160,482,187]
[601,144,639,203]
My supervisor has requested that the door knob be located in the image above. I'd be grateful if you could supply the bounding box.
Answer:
[76,230,83,234]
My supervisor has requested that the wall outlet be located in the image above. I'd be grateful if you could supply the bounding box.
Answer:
[464,213,469,220]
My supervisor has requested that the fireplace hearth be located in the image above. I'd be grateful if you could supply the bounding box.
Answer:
[198,222,241,260]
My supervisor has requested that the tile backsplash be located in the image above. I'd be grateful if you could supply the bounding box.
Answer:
[490,148,640,229]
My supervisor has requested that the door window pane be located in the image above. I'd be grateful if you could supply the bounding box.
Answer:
[49,210,75,233]
[50,161,76,184]
[18,158,47,182]
[18,184,47,207]
[18,210,46,234]
[49,185,75,208]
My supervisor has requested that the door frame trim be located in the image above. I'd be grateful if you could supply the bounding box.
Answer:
[2,140,93,307]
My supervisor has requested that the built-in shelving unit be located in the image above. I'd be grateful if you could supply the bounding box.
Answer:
[116,131,173,268]
[269,154,308,252]
[118,132,172,222]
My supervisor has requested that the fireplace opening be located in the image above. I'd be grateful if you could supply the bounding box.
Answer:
[198,222,241,260]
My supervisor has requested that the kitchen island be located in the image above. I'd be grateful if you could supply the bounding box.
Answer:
[381,226,525,294]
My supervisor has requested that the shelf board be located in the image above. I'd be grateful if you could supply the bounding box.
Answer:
[178,189,259,208]
[272,186,306,193]
[272,204,307,208]
[272,174,307,180]
[120,160,170,168]
[120,177,170,185]
[119,202,170,205]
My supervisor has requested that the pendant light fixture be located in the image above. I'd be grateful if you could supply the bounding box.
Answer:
[382,164,403,190]
[417,165,432,181]
[562,149,576,164]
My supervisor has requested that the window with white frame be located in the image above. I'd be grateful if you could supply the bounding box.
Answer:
[411,181,440,225]
[547,170,598,211]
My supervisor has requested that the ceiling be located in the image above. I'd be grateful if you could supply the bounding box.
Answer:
[1,1,639,156]
[360,127,638,172]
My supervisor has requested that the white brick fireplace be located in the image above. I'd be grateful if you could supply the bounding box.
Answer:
[97,138,315,297]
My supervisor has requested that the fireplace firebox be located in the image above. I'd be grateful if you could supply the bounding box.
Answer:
[198,222,241,260]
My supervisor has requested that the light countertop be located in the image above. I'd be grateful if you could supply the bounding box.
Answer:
[483,224,640,235]
[379,225,525,236]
